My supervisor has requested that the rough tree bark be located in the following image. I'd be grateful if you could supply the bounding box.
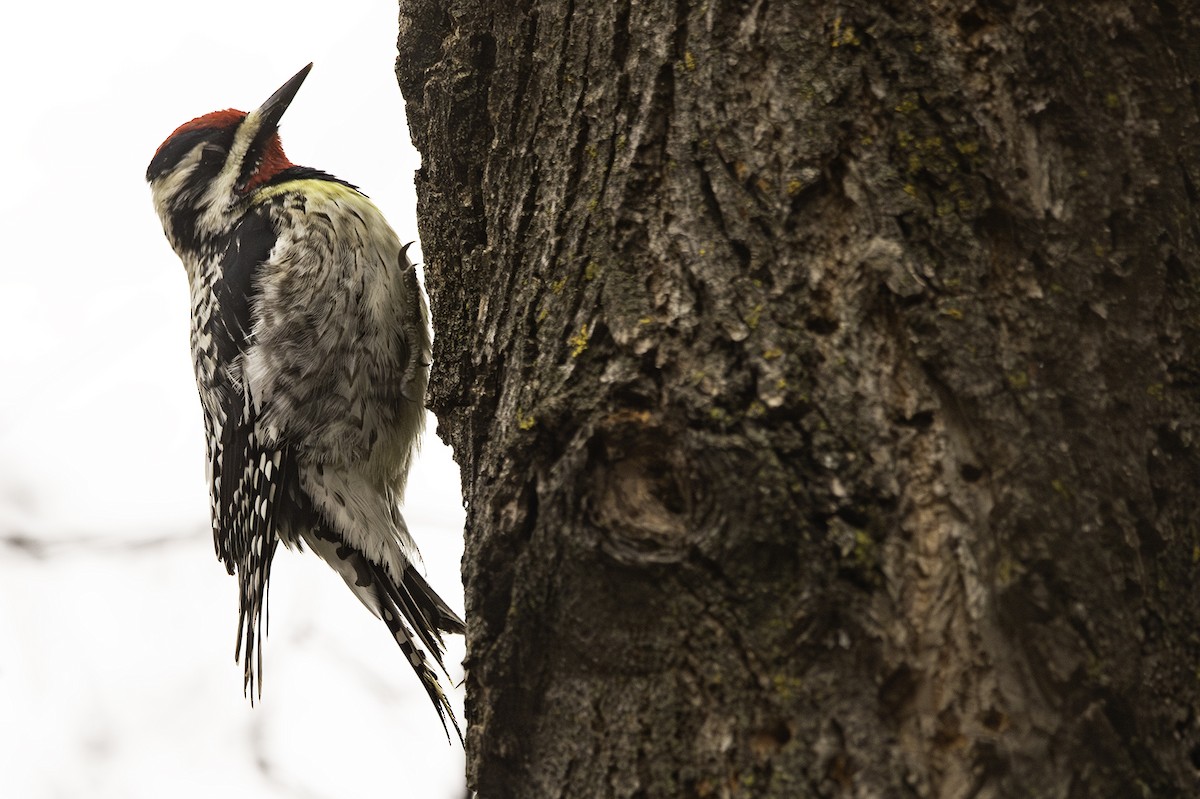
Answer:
[396,1,1200,796]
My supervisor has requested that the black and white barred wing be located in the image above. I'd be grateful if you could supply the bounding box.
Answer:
[206,206,292,699]
[217,379,293,700]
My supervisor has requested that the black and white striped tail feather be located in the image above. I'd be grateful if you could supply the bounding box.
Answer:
[371,558,464,743]
[235,532,279,704]
[403,564,466,637]
[308,524,463,741]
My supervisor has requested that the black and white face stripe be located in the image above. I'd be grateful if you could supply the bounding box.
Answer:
[147,122,248,256]
[146,123,239,184]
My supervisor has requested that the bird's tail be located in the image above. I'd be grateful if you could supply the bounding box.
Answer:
[371,558,463,743]
[403,564,466,636]
[303,524,463,742]
[234,534,279,704]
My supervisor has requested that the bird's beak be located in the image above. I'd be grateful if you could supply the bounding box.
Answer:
[254,63,312,137]
[235,63,312,194]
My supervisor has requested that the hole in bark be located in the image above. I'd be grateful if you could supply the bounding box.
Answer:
[731,240,751,271]
[805,316,839,335]
[1136,516,1166,557]
[1181,164,1198,204]
[471,33,496,73]
[897,410,934,429]
[878,664,917,717]
[749,721,791,761]
[960,463,984,482]
[1110,30,1146,57]
[933,711,965,748]
[1165,253,1187,288]
[974,207,1018,243]
[1100,269,1127,293]
[835,506,869,527]
[957,10,986,37]
[981,708,1007,731]
[1102,693,1137,741]
[750,262,774,289]
[1059,394,1087,431]
[1157,425,1188,457]
[1190,745,1200,771]
[787,175,825,220]
[1028,249,1051,273]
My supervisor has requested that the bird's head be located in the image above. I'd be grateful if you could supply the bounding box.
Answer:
[147,63,312,254]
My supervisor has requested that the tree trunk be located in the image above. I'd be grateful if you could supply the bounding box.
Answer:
[396,1,1200,796]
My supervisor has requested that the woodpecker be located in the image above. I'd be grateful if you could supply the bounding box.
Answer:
[146,64,463,738]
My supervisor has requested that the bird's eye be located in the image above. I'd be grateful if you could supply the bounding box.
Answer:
[200,143,226,168]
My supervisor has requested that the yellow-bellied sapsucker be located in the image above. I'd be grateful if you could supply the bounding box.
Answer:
[145,64,462,738]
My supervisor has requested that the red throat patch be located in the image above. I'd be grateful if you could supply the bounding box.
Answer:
[243,132,294,193]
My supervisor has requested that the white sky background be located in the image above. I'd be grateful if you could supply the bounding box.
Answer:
[0,2,468,797]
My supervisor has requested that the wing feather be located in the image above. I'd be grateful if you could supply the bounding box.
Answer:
[205,205,294,698]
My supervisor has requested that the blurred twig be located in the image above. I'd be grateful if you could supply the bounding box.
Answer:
[0,529,203,559]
